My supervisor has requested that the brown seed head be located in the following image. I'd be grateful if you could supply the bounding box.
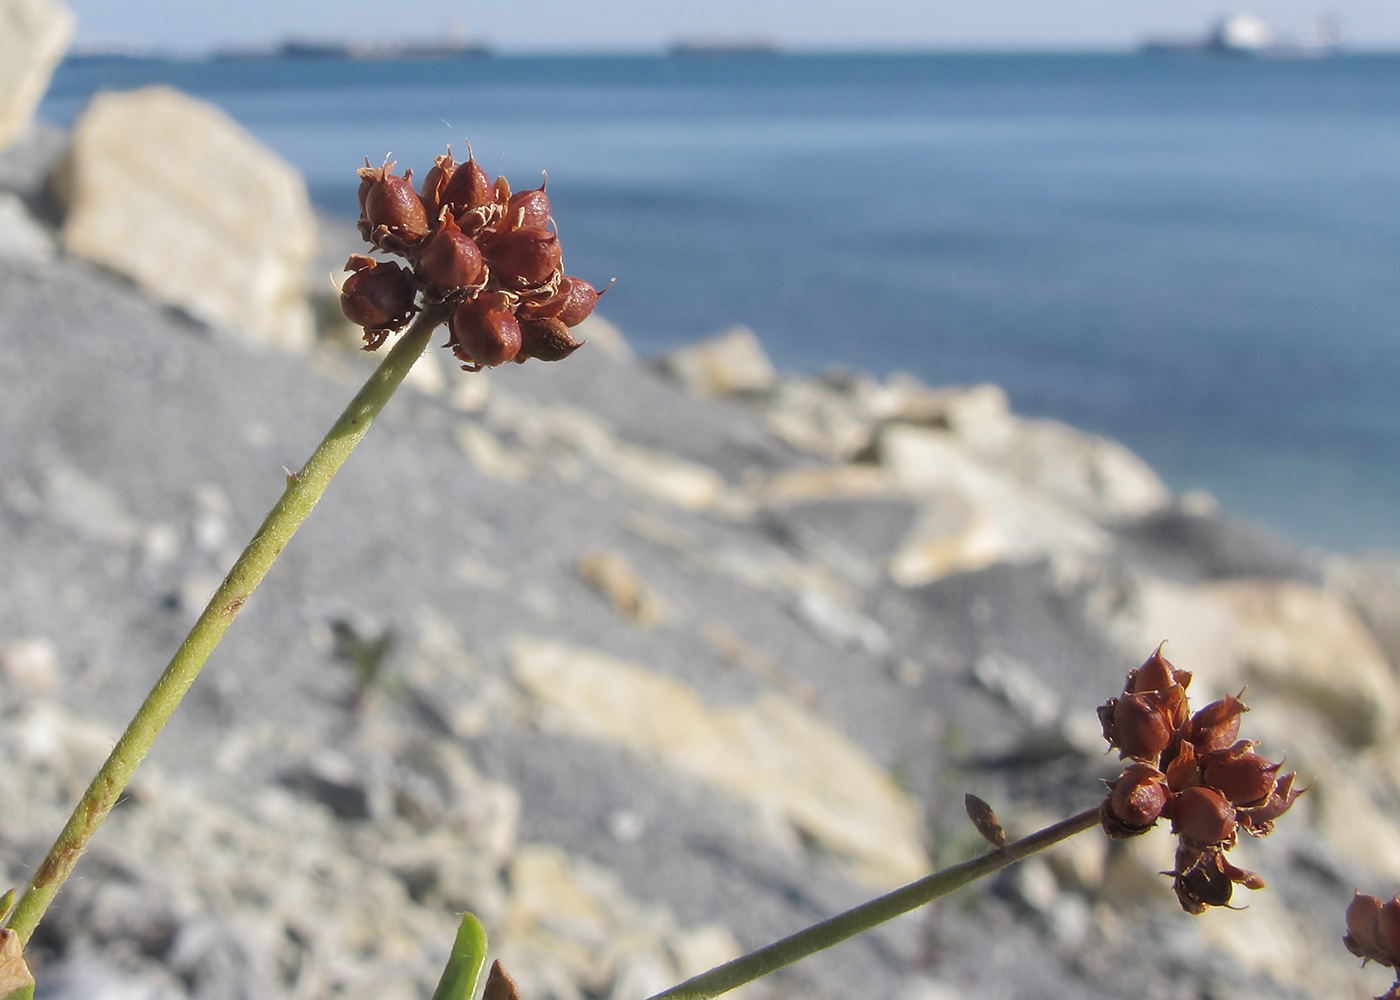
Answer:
[1172,785,1238,848]
[1379,898,1400,967]
[1130,644,1191,695]
[1236,770,1302,836]
[556,275,606,327]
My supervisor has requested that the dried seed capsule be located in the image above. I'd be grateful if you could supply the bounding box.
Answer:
[440,146,493,219]
[1105,762,1169,832]
[1187,693,1248,752]
[339,255,416,346]
[1201,741,1281,807]
[486,227,562,290]
[420,151,457,220]
[1163,738,1199,793]
[358,159,430,252]
[556,275,605,327]
[1345,891,1389,965]
[1379,897,1400,967]
[1236,770,1301,835]
[1130,645,1192,695]
[417,213,486,294]
[502,174,550,231]
[517,317,583,363]
[448,294,521,369]
[1172,785,1238,847]
[1108,690,1178,761]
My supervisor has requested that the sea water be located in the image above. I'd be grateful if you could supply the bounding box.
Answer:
[39,53,1400,552]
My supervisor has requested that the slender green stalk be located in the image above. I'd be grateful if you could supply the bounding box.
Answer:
[648,806,1101,1000]
[5,307,448,946]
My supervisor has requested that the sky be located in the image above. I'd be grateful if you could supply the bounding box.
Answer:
[65,0,1400,54]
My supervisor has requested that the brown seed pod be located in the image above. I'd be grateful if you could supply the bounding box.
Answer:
[416,212,486,296]
[339,255,417,347]
[517,317,583,363]
[1163,737,1200,793]
[485,226,563,291]
[964,793,1006,848]
[1200,741,1282,807]
[1172,785,1238,848]
[1109,691,1177,762]
[1379,898,1400,967]
[448,294,521,370]
[357,159,429,252]
[501,174,550,232]
[556,275,607,327]
[419,151,457,220]
[483,960,521,1000]
[1236,770,1302,835]
[1104,762,1170,833]
[1129,644,1192,695]
[1345,891,1391,966]
[440,145,494,221]
[1187,693,1249,752]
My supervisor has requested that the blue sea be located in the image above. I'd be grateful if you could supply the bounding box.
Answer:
[39,53,1400,553]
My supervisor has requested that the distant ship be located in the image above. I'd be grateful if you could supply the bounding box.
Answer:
[216,37,491,60]
[669,35,778,56]
[1141,13,1338,57]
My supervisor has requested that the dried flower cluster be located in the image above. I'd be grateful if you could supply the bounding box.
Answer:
[1097,646,1301,914]
[1345,892,1400,1000]
[339,146,606,369]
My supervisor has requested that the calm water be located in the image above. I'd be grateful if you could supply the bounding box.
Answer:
[40,54,1400,552]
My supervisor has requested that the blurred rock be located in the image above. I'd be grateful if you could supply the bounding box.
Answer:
[659,325,776,397]
[1325,551,1400,670]
[0,0,73,153]
[51,86,316,351]
[511,638,928,887]
[1209,578,1398,747]
[577,549,662,626]
[0,636,58,694]
[0,191,55,264]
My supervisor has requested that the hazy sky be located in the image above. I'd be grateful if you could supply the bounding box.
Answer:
[66,0,1400,53]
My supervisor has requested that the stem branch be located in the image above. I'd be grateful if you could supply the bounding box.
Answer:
[648,806,1101,1000]
[5,308,447,945]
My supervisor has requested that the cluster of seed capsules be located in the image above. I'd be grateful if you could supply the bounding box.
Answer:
[338,146,605,369]
[1097,646,1300,914]
[1345,892,1400,1000]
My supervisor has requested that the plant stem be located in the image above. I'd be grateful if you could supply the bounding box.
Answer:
[648,806,1101,1000]
[5,307,448,947]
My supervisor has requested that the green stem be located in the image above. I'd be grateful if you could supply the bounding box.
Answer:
[648,806,1101,1000]
[5,307,448,946]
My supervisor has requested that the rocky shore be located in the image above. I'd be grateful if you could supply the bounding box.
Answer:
[4,10,1400,1000]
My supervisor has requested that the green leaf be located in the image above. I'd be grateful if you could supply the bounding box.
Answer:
[430,912,489,1000]
[0,929,34,1000]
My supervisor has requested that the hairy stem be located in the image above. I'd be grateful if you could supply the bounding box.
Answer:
[5,307,448,946]
[648,806,1101,1000]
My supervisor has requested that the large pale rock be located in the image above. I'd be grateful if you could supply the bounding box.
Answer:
[1326,552,1400,671]
[1207,579,1399,747]
[0,0,74,152]
[511,638,928,887]
[878,423,1111,585]
[52,86,316,351]
[660,325,776,397]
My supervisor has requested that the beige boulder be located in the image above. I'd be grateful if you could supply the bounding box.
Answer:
[660,325,776,397]
[1207,579,1399,747]
[878,423,1111,585]
[1326,552,1400,671]
[511,638,928,887]
[52,85,316,351]
[0,0,74,152]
